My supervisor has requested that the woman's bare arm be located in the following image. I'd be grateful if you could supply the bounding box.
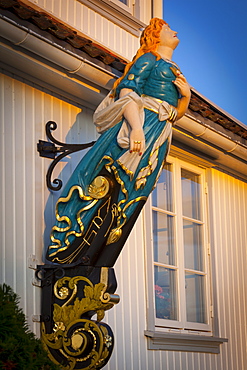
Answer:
[119,88,145,155]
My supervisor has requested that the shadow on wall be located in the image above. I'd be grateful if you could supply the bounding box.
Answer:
[42,108,99,262]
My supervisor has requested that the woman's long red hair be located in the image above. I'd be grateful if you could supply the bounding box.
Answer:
[112,18,167,95]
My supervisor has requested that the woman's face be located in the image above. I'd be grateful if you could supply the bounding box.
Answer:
[159,24,179,49]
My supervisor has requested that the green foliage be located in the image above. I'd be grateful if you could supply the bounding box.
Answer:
[0,283,60,370]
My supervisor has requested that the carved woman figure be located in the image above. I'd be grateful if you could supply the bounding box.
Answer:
[46,18,191,266]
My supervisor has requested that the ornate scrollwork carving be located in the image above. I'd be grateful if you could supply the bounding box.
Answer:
[42,319,114,369]
[41,271,119,369]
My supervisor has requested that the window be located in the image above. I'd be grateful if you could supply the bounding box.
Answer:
[152,160,210,331]
[110,0,135,14]
[144,158,227,352]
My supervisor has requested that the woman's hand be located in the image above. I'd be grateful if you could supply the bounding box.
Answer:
[119,88,146,155]
[173,71,191,98]
[173,71,191,120]
[130,128,145,155]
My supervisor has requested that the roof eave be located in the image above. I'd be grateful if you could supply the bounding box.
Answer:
[1,10,247,179]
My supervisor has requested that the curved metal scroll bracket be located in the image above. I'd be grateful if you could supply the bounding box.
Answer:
[37,121,96,191]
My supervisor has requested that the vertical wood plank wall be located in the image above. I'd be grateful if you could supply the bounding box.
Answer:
[207,169,247,370]
[0,72,97,335]
[27,0,140,61]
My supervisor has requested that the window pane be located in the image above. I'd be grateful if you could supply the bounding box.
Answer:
[119,0,128,4]
[185,273,206,323]
[183,220,203,271]
[153,211,175,265]
[154,266,177,320]
[152,164,173,212]
[181,169,201,220]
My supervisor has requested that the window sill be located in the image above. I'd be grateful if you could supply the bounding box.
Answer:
[144,330,228,354]
[78,0,146,36]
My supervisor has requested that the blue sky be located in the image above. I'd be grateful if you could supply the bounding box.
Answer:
[164,0,247,125]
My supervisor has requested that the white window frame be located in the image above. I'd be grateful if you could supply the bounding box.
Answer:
[144,157,213,335]
[144,156,228,352]
[78,0,146,36]
[109,0,135,14]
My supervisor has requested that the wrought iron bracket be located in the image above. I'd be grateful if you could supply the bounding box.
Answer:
[37,121,95,191]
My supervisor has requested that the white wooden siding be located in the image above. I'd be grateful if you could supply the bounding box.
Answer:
[207,169,247,370]
[27,0,140,61]
[0,72,97,335]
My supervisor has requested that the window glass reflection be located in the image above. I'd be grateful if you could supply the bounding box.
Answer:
[185,273,206,323]
[181,169,201,220]
[183,220,203,271]
[152,164,173,212]
[154,266,177,320]
[153,211,175,266]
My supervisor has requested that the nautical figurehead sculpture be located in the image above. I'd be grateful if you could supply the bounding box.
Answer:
[46,18,191,268]
[38,18,191,369]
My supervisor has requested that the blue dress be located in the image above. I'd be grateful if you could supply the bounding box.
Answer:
[47,52,180,264]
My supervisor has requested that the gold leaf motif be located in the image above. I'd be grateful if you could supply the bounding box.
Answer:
[93,283,105,300]
[84,285,94,300]
[106,227,122,245]
[96,309,105,322]
[88,176,111,199]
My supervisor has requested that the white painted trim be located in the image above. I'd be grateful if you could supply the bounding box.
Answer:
[176,115,247,162]
[78,0,146,35]
[144,330,228,354]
